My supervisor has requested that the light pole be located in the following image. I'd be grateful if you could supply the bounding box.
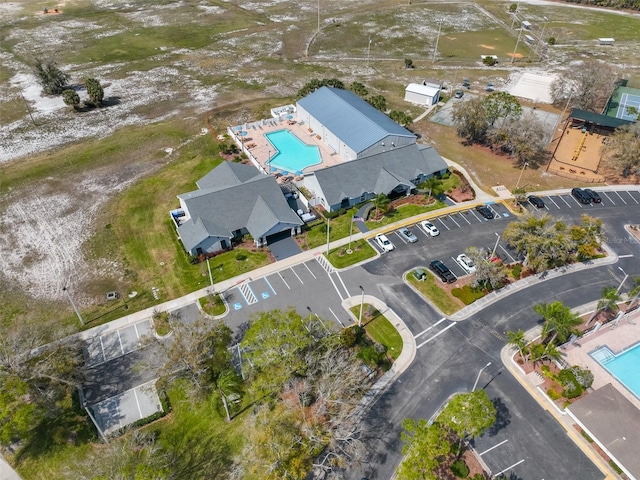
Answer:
[511,27,523,64]
[206,257,215,294]
[472,362,492,391]
[616,266,629,295]
[317,0,320,33]
[267,149,271,174]
[515,162,529,190]
[432,20,442,64]
[358,286,365,327]
[491,233,501,260]
[63,285,85,326]
[367,36,372,66]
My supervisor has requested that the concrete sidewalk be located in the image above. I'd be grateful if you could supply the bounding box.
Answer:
[501,306,640,480]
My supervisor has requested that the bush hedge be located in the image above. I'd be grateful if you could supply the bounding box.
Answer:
[450,459,470,478]
[451,285,486,305]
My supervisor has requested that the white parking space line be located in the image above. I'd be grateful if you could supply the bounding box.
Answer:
[133,323,140,340]
[277,271,291,289]
[369,238,384,252]
[628,191,639,204]
[414,318,447,339]
[493,459,525,477]
[416,224,430,237]
[335,271,351,298]
[99,336,106,362]
[559,195,574,208]
[437,217,451,230]
[469,210,483,222]
[499,245,516,263]
[303,263,317,279]
[603,192,616,205]
[479,438,509,456]
[458,212,471,224]
[547,196,561,209]
[416,322,455,349]
[290,267,304,284]
[264,276,277,294]
[328,307,345,327]
[447,214,461,228]
[327,273,345,301]
[615,190,628,204]
[133,388,143,417]
[488,205,500,218]
[117,330,125,355]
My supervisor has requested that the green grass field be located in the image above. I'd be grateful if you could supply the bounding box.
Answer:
[350,305,403,360]
[326,239,377,269]
[406,269,462,316]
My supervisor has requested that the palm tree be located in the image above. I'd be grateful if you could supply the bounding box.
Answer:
[506,329,529,363]
[85,77,104,106]
[625,277,640,312]
[214,369,243,422]
[542,343,562,363]
[374,193,390,218]
[423,175,440,203]
[587,285,621,326]
[62,89,80,110]
[534,301,582,345]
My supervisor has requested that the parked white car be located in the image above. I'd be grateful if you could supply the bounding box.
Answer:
[374,234,395,252]
[421,221,440,237]
[457,253,476,274]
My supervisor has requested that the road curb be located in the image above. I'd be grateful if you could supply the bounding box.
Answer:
[500,330,618,480]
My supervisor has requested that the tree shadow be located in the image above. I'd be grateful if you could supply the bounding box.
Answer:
[485,397,511,437]
[101,96,121,107]
[14,392,96,466]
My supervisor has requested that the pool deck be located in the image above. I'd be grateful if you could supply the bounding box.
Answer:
[561,308,640,410]
[232,118,345,177]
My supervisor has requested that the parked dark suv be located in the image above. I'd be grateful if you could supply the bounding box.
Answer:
[584,189,602,203]
[527,195,545,209]
[571,187,591,204]
[429,260,457,283]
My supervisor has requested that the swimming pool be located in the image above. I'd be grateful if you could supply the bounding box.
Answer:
[591,343,640,400]
[265,129,321,173]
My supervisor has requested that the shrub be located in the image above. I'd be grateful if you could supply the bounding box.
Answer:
[547,388,561,400]
[609,460,623,474]
[482,56,497,66]
[511,263,522,278]
[570,366,594,389]
[323,208,346,219]
[581,430,594,443]
[451,459,470,478]
[547,36,557,45]
[341,325,364,347]
[235,253,247,261]
[558,368,583,399]
[451,285,485,304]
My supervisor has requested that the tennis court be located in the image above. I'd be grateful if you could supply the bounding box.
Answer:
[615,92,640,121]
[605,84,640,121]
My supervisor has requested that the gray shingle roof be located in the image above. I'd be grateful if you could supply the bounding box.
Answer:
[309,144,447,207]
[297,87,416,154]
[178,162,302,252]
[568,383,640,478]
[196,161,263,190]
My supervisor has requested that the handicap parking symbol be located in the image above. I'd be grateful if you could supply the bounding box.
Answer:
[233,302,243,310]
[261,291,270,299]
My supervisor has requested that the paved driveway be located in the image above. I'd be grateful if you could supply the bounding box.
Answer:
[268,231,302,261]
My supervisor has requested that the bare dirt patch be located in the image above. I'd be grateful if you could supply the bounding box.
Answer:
[479,44,495,49]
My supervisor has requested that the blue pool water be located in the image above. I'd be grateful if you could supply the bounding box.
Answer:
[265,129,321,173]
[592,343,640,399]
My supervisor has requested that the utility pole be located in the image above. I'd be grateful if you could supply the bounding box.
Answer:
[207,257,215,294]
[317,0,320,33]
[325,217,330,256]
[432,20,442,64]
[367,36,372,66]
[511,27,523,64]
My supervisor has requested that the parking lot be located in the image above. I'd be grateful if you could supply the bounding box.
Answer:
[83,319,152,367]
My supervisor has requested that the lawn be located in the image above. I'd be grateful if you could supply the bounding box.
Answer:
[406,269,462,316]
[350,305,403,361]
[305,208,360,249]
[365,200,447,229]
[326,239,377,269]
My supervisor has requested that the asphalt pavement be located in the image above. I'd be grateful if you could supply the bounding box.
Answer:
[74,185,639,480]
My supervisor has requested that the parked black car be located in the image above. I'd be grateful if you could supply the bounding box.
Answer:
[475,205,495,219]
[584,189,602,203]
[429,260,457,283]
[571,187,592,204]
[527,195,545,209]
